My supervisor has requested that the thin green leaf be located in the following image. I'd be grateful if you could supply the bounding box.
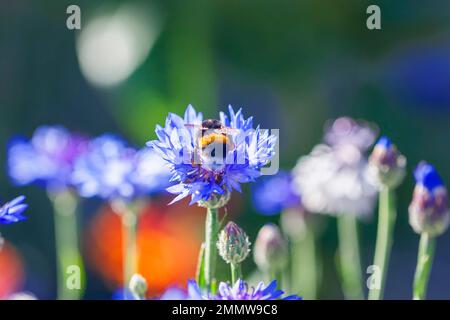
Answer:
[195,242,206,290]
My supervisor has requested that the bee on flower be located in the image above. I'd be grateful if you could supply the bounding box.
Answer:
[148,104,277,208]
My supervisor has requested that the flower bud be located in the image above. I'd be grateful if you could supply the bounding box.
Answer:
[369,136,406,189]
[253,224,288,273]
[198,191,231,209]
[280,208,308,241]
[128,273,148,300]
[409,162,450,237]
[217,221,251,265]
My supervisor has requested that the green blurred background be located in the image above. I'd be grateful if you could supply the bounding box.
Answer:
[1,0,450,299]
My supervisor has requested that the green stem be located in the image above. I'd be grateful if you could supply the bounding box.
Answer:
[121,206,138,294]
[369,187,396,300]
[204,207,219,290]
[413,233,435,300]
[337,214,363,300]
[231,263,242,284]
[112,199,139,298]
[50,190,85,300]
[291,230,317,299]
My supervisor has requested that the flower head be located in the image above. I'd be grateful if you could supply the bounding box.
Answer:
[8,125,87,191]
[217,221,251,265]
[369,136,406,189]
[293,117,378,218]
[72,134,170,200]
[324,117,377,151]
[252,171,300,215]
[161,279,300,300]
[130,148,172,195]
[148,105,277,208]
[409,162,449,236]
[253,224,288,273]
[0,196,27,225]
[216,279,300,300]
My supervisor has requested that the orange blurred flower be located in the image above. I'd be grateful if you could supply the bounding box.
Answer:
[85,196,204,296]
[0,242,25,299]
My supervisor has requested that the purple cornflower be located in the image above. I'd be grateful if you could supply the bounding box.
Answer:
[8,125,88,191]
[148,105,277,207]
[324,117,377,152]
[71,134,170,200]
[0,196,28,225]
[293,117,378,218]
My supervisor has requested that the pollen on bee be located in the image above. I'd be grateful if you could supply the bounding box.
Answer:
[199,134,230,149]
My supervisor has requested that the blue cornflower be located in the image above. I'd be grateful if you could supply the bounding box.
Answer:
[148,105,277,207]
[8,125,88,191]
[160,279,300,300]
[0,196,28,225]
[252,171,300,215]
[163,279,300,300]
[216,279,300,300]
[409,162,449,236]
[71,134,170,200]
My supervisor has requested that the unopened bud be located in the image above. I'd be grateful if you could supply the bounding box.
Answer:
[369,136,406,189]
[409,162,450,237]
[253,224,288,273]
[280,208,308,241]
[129,273,148,300]
[217,221,251,265]
[198,191,231,209]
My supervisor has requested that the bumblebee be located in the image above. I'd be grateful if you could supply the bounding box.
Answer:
[186,119,237,166]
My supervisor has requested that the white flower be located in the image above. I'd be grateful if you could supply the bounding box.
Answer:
[293,143,377,218]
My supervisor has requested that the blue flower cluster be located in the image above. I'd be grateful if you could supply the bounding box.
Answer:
[148,105,277,206]
[8,126,87,191]
[72,134,170,200]
[7,126,170,201]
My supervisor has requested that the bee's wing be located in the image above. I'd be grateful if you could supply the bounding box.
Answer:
[221,127,240,134]
[184,124,201,128]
